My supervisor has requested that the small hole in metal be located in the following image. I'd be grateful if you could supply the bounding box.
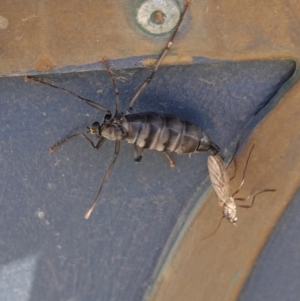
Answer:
[150,10,165,25]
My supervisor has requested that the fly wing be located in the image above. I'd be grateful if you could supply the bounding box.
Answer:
[207,155,231,205]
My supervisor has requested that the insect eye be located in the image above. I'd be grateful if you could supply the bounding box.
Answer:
[87,122,101,135]
[104,113,112,121]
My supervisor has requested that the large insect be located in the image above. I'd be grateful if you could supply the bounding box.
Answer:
[25,1,221,219]
[206,144,275,237]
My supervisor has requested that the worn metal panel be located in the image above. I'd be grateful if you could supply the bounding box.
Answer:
[0,59,295,301]
[238,188,300,301]
[149,66,300,301]
[1,0,300,76]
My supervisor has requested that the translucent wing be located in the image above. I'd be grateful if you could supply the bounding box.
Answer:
[207,155,231,205]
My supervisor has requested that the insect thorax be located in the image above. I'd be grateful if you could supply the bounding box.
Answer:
[223,197,238,223]
[100,117,128,141]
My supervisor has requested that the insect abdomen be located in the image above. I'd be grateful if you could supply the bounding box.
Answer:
[124,112,216,154]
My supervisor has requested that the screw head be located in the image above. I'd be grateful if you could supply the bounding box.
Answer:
[135,0,181,36]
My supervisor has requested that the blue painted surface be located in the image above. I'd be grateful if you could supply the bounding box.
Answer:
[0,59,295,301]
[239,188,300,301]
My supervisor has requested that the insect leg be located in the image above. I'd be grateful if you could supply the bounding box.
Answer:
[133,144,139,161]
[226,141,239,180]
[133,145,142,162]
[101,58,120,115]
[49,133,106,153]
[209,142,223,158]
[84,140,121,219]
[139,148,146,161]
[232,144,255,197]
[127,0,190,112]
[25,76,111,115]
[200,216,225,241]
[133,145,146,162]
[165,152,175,168]
[236,189,276,208]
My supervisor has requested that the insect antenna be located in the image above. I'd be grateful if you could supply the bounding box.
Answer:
[84,140,120,219]
[25,76,111,114]
[49,134,106,153]
[127,0,190,112]
[101,58,120,116]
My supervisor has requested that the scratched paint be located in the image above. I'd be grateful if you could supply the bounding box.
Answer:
[0,16,9,29]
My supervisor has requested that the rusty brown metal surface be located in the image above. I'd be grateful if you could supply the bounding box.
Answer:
[149,73,300,301]
[1,0,300,75]
[2,1,300,300]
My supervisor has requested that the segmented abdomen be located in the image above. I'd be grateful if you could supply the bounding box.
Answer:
[123,112,211,154]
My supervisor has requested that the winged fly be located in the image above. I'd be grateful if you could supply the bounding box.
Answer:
[205,144,275,238]
[25,1,222,219]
